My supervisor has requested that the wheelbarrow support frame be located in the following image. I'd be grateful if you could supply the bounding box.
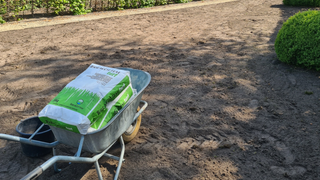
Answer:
[0,100,147,180]
[21,136,125,180]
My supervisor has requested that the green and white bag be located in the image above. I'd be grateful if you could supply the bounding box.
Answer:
[39,64,135,134]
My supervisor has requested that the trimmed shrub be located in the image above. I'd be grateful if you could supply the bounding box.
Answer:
[274,10,320,71]
[283,0,320,6]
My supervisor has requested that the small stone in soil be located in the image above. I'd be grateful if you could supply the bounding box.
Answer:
[219,141,233,148]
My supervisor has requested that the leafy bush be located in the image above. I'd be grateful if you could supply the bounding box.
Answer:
[0,16,5,23]
[275,10,320,71]
[47,0,90,15]
[174,0,189,3]
[69,0,90,15]
[156,0,167,5]
[283,0,320,6]
[140,0,155,7]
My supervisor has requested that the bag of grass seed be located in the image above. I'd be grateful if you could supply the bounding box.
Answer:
[38,64,135,134]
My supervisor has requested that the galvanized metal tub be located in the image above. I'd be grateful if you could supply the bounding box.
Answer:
[50,68,151,154]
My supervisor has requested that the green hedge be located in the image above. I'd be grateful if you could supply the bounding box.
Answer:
[283,0,320,6]
[275,10,320,71]
[0,0,191,23]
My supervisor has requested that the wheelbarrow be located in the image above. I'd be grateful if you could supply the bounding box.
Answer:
[0,67,151,180]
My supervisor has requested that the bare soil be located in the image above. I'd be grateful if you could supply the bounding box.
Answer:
[1,0,320,179]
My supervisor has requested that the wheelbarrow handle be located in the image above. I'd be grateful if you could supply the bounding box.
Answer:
[0,133,60,148]
[21,167,43,180]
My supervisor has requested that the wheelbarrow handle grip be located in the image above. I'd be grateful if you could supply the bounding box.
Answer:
[21,166,43,180]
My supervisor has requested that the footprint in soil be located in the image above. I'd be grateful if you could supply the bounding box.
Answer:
[258,132,295,164]
[257,132,307,177]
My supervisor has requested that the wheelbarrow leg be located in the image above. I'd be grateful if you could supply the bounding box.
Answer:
[114,136,125,180]
[53,147,61,173]
[94,160,103,180]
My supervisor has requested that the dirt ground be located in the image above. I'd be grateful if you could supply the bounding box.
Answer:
[1,0,320,179]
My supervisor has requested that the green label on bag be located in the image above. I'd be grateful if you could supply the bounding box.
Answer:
[115,86,133,110]
[90,106,119,129]
[99,106,119,128]
[39,116,80,133]
[90,86,133,130]
[104,76,130,103]
[86,101,107,124]
[48,87,100,116]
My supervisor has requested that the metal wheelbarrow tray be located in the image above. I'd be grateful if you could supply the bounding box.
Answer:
[0,68,151,180]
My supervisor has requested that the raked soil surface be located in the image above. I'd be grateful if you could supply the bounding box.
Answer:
[1,0,320,179]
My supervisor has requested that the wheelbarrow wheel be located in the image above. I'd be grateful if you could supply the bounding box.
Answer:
[122,107,141,143]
